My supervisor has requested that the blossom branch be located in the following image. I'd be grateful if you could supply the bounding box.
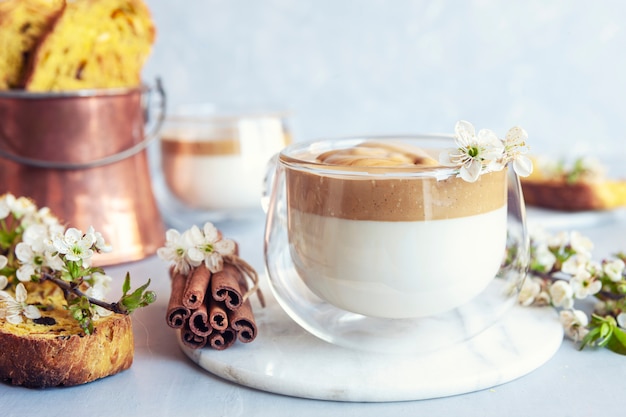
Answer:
[0,193,155,334]
[41,273,128,315]
[519,227,626,354]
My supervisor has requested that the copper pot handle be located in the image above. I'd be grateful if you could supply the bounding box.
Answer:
[0,78,166,170]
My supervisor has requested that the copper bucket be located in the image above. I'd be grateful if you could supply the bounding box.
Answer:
[0,81,166,265]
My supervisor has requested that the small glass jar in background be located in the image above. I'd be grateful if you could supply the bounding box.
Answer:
[150,103,292,230]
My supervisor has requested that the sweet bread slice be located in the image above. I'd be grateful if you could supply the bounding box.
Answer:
[24,0,155,91]
[0,0,66,89]
[521,156,626,211]
[0,281,133,388]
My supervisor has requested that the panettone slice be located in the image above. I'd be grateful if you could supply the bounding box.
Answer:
[521,156,626,211]
[24,0,155,91]
[0,281,134,388]
[0,0,66,89]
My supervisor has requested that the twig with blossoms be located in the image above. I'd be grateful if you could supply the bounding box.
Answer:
[440,120,533,182]
[518,226,626,355]
[0,193,156,335]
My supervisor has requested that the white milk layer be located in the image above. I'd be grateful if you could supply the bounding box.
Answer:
[289,206,507,318]
[164,153,272,210]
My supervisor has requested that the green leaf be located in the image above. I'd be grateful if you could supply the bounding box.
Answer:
[122,272,131,294]
[119,278,155,313]
[580,326,601,351]
[606,326,626,355]
[600,322,611,339]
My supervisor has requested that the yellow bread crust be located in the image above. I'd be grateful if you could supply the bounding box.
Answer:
[0,314,133,388]
[0,0,66,89]
[0,282,134,388]
[521,178,626,212]
[24,0,155,91]
[520,155,626,211]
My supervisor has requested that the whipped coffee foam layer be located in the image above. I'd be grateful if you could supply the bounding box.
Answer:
[285,141,507,221]
[317,142,439,167]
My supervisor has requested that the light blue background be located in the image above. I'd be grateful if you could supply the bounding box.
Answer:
[143,0,625,158]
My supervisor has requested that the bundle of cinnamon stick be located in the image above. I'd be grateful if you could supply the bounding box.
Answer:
[166,262,258,350]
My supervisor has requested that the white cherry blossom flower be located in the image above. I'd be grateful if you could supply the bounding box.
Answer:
[16,263,36,282]
[183,226,206,265]
[559,309,589,342]
[15,241,37,264]
[38,209,65,238]
[157,228,199,275]
[90,272,112,292]
[43,251,65,271]
[53,228,95,266]
[570,231,593,258]
[570,270,602,299]
[503,126,533,177]
[86,226,112,253]
[533,243,556,272]
[548,280,574,309]
[35,206,60,225]
[89,303,112,320]
[0,255,8,290]
[15,240,52,282]
[561,253,591,276]
[85,283,107,301]
[439,120,505,183]
[603,258,625,282]
[85,273,113,319]
[585,260,603,278]
[9,196,37,219]
[19,216,62,263]
[187,223,237,273]
[547,231,570,249]
[17,234,64,275]
[21,223,51,253]
[0,193,13,219]
[518,277,543,306]
[0,283,41,324]
[535,289,551,306]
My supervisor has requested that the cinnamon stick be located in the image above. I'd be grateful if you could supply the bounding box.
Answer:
[181,322,208,349]
[189,302,212,337]
[208,328,236,351]
[208,298,228,331]
[229,298,257,343]
[211,263,244,310]
[183,266,211,310]
[166,271,190,329]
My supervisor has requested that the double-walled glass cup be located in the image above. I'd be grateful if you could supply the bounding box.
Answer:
[150,105,291,229]
[264,135,529,354]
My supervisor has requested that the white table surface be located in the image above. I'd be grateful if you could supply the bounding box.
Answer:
[2,209,625,417]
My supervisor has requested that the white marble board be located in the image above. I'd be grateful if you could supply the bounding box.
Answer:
[179,282,563,402]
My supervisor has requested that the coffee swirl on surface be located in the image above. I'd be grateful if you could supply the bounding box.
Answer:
[316,142,439,167]
[285,141,507,221]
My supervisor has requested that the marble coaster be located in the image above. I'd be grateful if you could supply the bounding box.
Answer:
[179,284,563,402]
